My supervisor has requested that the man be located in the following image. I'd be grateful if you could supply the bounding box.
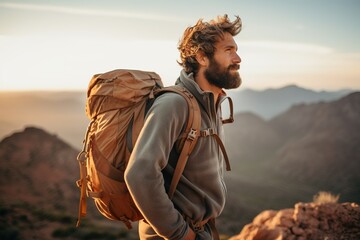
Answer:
[125,14,242,240]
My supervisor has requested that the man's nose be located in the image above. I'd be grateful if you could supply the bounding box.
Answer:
[234,53,241,63]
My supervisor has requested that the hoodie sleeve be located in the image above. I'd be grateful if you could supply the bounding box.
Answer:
[124,93,190,239]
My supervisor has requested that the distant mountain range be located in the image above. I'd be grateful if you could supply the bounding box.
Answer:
[0,85,356,149]
[270,92,360,194]
[1,90,359,238]
[226,84,355,119]
[224,92,360,195]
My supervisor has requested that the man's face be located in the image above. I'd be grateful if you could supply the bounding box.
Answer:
[204,32,241,89]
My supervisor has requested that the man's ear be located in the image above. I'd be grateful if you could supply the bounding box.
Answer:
[195,51,209,67]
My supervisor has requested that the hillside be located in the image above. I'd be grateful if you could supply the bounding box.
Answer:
[0,127,138,240]
[269,92,360,197]
[0,127,78,209]
[220,92,360,236]
[224,112,281,166]
[223,92,360,199]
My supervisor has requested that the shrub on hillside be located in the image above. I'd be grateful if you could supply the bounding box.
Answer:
[313,191,339,204]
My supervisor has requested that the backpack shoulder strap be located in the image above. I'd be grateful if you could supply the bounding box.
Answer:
[156,86,201,199]
[200,129,231,171]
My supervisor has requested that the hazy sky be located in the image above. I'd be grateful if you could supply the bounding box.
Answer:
[0,0,359,91]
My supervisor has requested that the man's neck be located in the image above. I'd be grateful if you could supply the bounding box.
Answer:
[194,73,222,103]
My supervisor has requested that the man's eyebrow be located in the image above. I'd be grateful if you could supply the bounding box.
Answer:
[224,44,238,51]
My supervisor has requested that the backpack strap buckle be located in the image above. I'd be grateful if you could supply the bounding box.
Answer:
[183,215,207,233]
[187,129,197,141]
[190,221,205,233]
[77,150,87,164]
[200,128,215,137]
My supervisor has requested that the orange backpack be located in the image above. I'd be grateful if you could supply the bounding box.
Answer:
[76,69,202,229]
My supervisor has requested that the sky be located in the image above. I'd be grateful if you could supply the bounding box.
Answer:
[0,0,359,91]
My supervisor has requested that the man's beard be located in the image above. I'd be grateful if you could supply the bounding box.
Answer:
[205,58,242,89]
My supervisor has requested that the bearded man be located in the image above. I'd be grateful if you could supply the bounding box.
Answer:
[125,14,242,240]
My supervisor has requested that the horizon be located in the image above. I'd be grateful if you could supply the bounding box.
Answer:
[1,0,359,91]
[0,83,358,94]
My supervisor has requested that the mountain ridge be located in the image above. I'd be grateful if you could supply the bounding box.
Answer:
[1,84,355,149]
[226,84,355,119]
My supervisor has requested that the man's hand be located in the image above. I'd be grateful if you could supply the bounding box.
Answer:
[184,227,196,240]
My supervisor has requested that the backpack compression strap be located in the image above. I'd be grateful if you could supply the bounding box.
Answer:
[76,120,94,227]
[157,86,201,199]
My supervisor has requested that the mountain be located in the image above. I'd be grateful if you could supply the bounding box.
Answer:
[0,127,81,207]
[269,92,360,192]
[226,85,354,119]
[0,127,138,240]
[220,92,360,236]
[223,92,360,200]
[224,112,281,166]
[0,85,354,150]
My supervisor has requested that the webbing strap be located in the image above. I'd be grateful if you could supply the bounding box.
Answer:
[76,151,88,227]
[200,128,231,171]
[157,86,201,199]
[87,191,103,198]
[76,121,94,227]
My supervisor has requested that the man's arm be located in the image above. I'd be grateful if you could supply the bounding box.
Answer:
[125,93,192,239]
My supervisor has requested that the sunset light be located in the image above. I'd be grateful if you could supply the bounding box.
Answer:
[0,0,359,91]
[1,2,359,239]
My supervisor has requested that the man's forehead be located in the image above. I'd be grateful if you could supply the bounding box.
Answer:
[216,32,238,49]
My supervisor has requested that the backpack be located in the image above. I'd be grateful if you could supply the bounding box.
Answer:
[75,69,203,229]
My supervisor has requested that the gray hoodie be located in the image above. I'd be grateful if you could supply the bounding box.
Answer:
[125,70,228,240]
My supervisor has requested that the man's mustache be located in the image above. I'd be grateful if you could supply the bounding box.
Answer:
[228,64,240,70]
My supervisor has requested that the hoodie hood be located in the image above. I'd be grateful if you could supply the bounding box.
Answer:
[175,70,228,120]
[176,70,216,117]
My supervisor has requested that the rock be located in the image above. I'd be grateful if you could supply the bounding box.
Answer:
[229,202,360,240]
[252,210,277,225]
[270,209,294,228]
[291,226,304,235]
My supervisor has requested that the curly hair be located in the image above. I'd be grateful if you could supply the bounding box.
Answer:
[177,14,242,74]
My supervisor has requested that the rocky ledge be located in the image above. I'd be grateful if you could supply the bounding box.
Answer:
[229,201,360,240]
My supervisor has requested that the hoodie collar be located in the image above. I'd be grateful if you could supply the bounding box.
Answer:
[175,70,227,116]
